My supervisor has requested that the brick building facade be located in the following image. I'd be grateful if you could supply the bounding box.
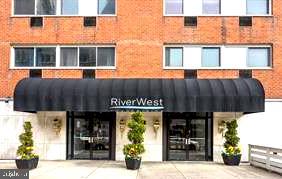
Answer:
[0,0,281,162]
[0,0,281,98]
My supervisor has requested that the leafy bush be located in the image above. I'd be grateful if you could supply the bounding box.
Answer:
[123,112,146,160]
[223,120,241,155]
[17,121,38,160]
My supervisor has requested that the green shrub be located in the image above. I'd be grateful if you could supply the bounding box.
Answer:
[223,120,241,155]
[123,112,146,160]
[17,121,38,160]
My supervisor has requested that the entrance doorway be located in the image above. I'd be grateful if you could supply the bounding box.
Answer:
[164,113,213,161]
[67,112,116,160]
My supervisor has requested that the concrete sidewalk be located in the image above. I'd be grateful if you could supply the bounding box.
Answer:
[1,160,281,179]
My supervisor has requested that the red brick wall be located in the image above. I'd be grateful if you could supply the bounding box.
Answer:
[0,0,281,98]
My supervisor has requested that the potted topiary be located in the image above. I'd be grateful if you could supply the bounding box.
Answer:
[123,112,146,170]
[221,120,241,166]
[16,121,39,170]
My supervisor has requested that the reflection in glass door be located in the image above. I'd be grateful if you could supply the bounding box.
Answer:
[92,119,110,159]
[168,119,187,160]
[167,113,212,161]
[188,119,205,161]
[73,117,92,159]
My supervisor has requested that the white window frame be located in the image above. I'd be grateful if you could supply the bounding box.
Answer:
[163,0,272,16]
[12,0,117,17]
[10,45,116,69]
[163,44,272,70]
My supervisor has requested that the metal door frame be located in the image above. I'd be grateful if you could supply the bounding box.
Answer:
[163,112,213,161]
[66,112,116,160]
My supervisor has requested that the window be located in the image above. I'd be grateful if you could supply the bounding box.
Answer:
[14,0,35,15]
[184,70,197,79]
[60,47,78,66]
[203,0,220,14]
[61,0,79,15]
[79,47,96,67]
[83,69,95,78]
[29,69,42,78]
[165,47,183,67]
[165,0,183,14]
[202,47,220,67]
[247,47,270,67]
[247,0,269,15]
[239,16,252,26]
[14,0,116,16]
[14,48,34,67]
[98,0,115,14]
[30,17,43,27]
[97,47,115,66]
[84,17,96,26]
[239,70,252,78]
[164,45,271,69]
[36,0,56,15]
[13,46,115,68]
[36,48,56,67]
[184,16,197,26]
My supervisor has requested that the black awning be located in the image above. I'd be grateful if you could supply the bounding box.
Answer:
[14,78,265,113]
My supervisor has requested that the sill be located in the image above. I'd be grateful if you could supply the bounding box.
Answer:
[163,67,273,70]
[10,67,116,70]
[163,67,185,70]
[163,14,273,17]
[11,15,117,18]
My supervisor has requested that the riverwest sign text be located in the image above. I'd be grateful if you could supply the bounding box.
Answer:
[109,97,164,110]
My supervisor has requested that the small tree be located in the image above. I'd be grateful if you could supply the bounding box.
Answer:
[17,121,38,160]
[223,120,241,155]
[123,112,146,160]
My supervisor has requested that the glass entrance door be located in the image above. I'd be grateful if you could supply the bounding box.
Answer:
[168,119,187,160]
[69,112,112,160]
[167,113,212,161]
[73,116,92,159]
[188,119,206,161]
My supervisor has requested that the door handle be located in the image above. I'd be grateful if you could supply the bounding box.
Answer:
[88,137,94,143]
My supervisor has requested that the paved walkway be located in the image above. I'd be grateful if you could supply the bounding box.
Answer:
[1,160,281,179]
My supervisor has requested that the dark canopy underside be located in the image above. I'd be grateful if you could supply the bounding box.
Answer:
[14,78,265,113]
